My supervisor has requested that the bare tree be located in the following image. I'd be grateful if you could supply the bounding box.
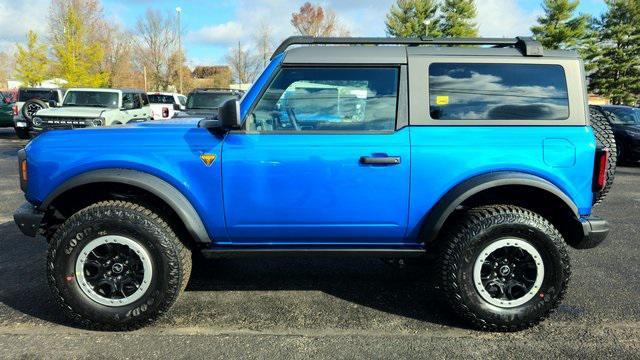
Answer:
[0,51,15,89]
[291,2,350,37]
[49,0,106,44]
[134,9,178,90]
[253,22,275,70]
[102,24,141,88]
[225,42,259,84]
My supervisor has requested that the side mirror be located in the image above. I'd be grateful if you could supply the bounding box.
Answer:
[218,99,242,130]
[173,103,181,111]
[48,100,58,107]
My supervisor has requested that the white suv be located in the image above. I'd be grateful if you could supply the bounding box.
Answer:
[32,88,151,130]
[147,92,186,120]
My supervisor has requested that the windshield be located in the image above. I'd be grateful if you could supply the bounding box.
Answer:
[605,107,640,125]
[186,92,237,109]
[63,91,119,108]
[148,94,175,104]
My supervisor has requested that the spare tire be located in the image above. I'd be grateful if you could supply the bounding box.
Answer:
[21,98,48,121]
[589,106,617,205]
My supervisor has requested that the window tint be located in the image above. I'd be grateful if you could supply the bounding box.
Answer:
[19,89,56,102]
[148,94,175,104]
[248,67,399,132]
[187,92,237,109]
[429,63,569,121]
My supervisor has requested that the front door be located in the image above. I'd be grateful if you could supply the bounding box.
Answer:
[221,66,410,246]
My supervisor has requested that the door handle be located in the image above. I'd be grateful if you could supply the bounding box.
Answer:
[360,156,401,165]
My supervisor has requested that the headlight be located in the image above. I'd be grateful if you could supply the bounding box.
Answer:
[32,117,43,127]
[85,118,104,127]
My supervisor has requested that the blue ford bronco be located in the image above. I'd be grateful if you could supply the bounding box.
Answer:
[13,37,616,331]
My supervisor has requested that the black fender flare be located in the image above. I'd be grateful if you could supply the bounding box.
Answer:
[421,171,580,243]
[40,169,211,243]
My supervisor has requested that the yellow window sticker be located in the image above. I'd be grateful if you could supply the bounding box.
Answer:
[436,96,449,105]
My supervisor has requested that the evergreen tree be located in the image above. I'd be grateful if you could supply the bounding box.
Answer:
[531,0,589,50]
[439,0,478,37]
[50,6,108,87]
[586,0,640,105]
[385,0,441,38]
[14,31,49,87]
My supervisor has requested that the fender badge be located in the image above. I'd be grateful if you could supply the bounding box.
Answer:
[200,154,217,167]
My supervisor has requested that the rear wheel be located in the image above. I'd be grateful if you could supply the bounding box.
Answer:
[438,205,570,331]
[47,200,191,330]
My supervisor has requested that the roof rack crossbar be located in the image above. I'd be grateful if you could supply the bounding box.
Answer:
[271,36,544,59]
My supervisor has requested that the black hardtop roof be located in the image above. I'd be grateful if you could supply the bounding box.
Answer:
[273,36,579,62]
[19,87,64,91]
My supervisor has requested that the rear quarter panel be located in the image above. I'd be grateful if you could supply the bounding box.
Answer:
[408,126,596,239]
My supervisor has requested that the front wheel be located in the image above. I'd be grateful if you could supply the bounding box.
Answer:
[438,205,570,331]
[47,200,192,330]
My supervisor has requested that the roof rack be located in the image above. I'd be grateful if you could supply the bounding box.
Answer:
[271,36,544,60]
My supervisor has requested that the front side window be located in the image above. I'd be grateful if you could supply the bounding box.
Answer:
[247,67,399,132]
[122,93,136,109]
[429,63,569,121]
[63,91,119,108]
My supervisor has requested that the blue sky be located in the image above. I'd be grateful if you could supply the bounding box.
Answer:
[1,0,608,66]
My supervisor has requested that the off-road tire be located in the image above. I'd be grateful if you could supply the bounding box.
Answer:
[438,205,570,332]
[589,106,617,205]
[47,200,192,330]
[14,127,30,139]
[21,98,47,120]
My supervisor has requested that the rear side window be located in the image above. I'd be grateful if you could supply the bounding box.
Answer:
[248,67,399,132]
[148,94,174,104]
[429,63,569,121]
[19,89,56,102]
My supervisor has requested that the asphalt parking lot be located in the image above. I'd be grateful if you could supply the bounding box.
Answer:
[0,128,639,359]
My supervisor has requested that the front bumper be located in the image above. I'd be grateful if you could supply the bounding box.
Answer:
[13,202,44,237]
[13,116,30,129]
[575,217,610,249]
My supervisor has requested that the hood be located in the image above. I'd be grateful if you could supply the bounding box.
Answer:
[35,106,107,118]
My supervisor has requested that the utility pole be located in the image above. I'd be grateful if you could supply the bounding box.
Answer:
[176,7,183,94]
[143,66,147,92]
